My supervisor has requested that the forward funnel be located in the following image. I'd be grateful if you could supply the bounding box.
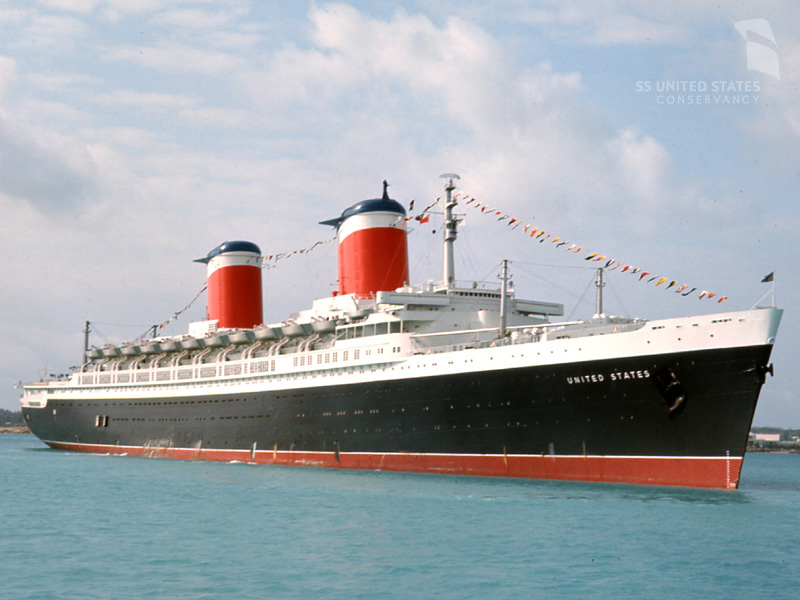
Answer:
[321,181,409,298]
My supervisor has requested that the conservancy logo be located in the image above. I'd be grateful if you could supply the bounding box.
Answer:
[734,18,780,80]
[635,18,779,105]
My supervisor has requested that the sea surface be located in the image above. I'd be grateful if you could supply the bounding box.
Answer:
[1,434,798,600]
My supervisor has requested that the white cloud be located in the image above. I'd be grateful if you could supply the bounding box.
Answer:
[93,89,196,109]
[0,55,18,98]
[90,89,248,128]
[607,128,671,204]
[177,106,248,127]
[205,29,264,50]
[85,125,157,148]
[0,7,27,24]
[151,7,248,30]
[38,0,105,13]
[0,115,98,210]
[26,71,101,92]
[42,0,196,20]
[15,97,91,126]
[585,14,689,45]
[21,14,89,48]
[107,42,244,74]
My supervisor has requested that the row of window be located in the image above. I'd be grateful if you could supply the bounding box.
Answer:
[82,359,280,385]
[93,397,522,429]
[293,349,365,367]
[340,321,402,339]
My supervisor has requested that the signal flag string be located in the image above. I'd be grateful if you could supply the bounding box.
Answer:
[260,234,337,267]
[438,191,727,303]
[134,282,209,341]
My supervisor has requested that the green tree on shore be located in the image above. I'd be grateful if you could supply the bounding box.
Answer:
[0,409,24,426]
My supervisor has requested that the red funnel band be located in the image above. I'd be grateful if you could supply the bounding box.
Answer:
[206,252,263,328]
[337,212,408,297]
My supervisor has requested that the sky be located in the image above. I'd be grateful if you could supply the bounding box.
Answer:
[1,0,798,426]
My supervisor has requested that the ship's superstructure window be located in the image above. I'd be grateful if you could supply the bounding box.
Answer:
[341,321,398,339]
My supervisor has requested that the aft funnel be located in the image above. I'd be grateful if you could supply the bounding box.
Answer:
[195,241,263,328]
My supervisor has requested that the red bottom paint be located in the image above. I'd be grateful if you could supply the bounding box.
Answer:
[45,441,743,489]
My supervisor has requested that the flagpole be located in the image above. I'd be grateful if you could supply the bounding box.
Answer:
[772,272,776,307]
[752,271,776,310]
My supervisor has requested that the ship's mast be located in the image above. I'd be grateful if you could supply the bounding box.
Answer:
[83,320,90,362]
[499,259,510,339]
[440,173,460,288]
[594,267,605,318]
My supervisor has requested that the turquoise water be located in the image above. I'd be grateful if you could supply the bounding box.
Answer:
[1,434,798,599]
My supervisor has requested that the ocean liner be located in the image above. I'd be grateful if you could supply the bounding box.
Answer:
[20,176,782,488]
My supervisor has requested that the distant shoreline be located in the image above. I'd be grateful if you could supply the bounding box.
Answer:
[0,427,31,434]
[746,447,799,454]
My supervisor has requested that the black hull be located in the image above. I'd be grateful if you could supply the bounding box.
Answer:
[23,344,773,487]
